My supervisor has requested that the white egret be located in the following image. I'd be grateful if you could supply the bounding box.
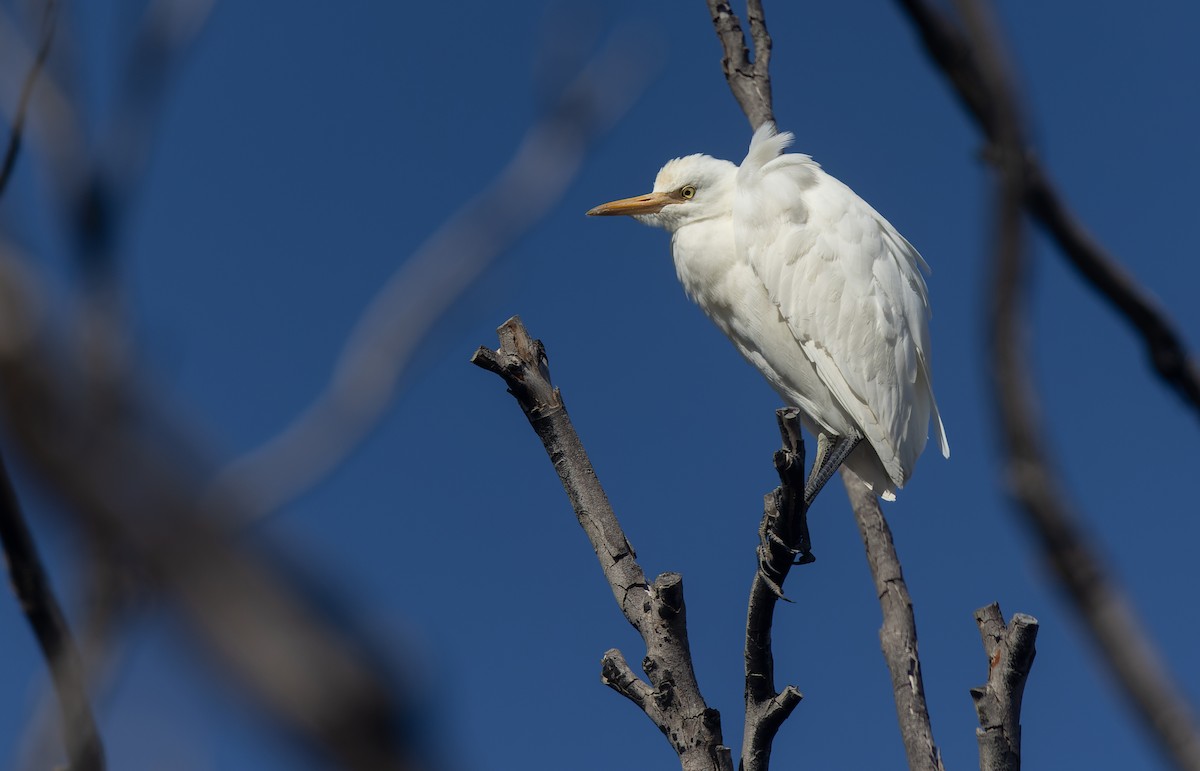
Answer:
[587,123,948,501]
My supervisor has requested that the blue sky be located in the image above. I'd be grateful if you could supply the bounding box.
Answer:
[1,1,1198,769]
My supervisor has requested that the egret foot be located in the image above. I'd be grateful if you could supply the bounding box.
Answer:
[804,433,861,505]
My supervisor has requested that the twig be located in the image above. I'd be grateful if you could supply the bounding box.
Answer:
[472,316,733,771]
[950,1,1200,768]
[0,450,105,771]
[0,0,56,201]
[895,0,1200,419]
[218,37,650,521]
[741,408,807,771]
[842,467,945,771]
[971,603,1038,771]
[704,0,774,130]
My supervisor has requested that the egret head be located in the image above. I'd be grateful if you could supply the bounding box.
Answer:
[587,154,736,233]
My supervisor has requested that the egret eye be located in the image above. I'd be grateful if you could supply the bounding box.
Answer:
[681,185,697,200]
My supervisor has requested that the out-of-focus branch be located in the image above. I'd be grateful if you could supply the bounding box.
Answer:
[954,1,1200,768]
[842,467,945,771]
[0,450,104,771]
[219,39,650,521]
[472,316,733,771]
[741,408,807,771]
[971,603,1038,771]
[705,0,774,130]
[895,0,1200,418]
[0,245,427,771]
[0,0,56,201]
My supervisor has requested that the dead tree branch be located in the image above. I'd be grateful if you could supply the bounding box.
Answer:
[0,0,56,201]
[942,1,1200,768]
[741,408,808,771]
[971,603,1038,771]
[472,316,733,771]
[0,451,104,771]
[843,467,945,771]
[705,0,774,130]
[895,0,1200,418]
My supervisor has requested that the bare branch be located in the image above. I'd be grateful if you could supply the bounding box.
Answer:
[0,451,105,771]
[219,39,650,521]
[895,0,1200,419]
[842,468,945,771]
[971,604,1038,771]
[742,408,807,771]
[0,0,56,201]
[473,316,733,771]
[948,1,1200,768]
[705,0,774,130]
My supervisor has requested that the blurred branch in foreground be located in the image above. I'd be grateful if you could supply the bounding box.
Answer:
[0,238,431,769]
[895,0,1200,418]
[0,0,56,201]
[218,31,654,521]
[0,451,104,771]
[946,0,1200,767]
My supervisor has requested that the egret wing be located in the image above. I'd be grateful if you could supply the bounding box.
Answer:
[734,126,948,485]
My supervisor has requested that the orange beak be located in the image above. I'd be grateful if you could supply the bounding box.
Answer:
[586,191,676,217]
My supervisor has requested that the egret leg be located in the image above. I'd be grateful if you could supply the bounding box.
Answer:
[804,433,861,505]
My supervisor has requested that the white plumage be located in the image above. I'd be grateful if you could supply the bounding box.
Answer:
[588,123,948,500]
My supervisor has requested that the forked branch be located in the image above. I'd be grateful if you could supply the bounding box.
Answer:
[971,603,1038,771]
[472,316,733,771]
[705,0,774,130]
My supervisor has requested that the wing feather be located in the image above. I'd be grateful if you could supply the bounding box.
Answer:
[735,125,949,486]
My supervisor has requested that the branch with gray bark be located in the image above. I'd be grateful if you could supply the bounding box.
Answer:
[705,0,774,131]
[971,603,1038,771]
[472,316,733,771]
[842,468,946,771]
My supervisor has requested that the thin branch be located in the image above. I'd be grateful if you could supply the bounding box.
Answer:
[842,467,945,771]
[741,408,808,771]
[895,0,1200,419]
[948,0,1200,768]
[971,603,1038,771]
[0,0,56,201]
[0,450,105,771]
[705,0,774,130]
[218,38,650,521]
[472,316,733,771]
